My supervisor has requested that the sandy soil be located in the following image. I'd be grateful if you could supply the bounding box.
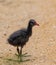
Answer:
[0,0,56,65]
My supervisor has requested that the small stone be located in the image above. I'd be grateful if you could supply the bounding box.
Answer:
[3,31,7,36]
[4,33,7,36]
[9,49,11,51]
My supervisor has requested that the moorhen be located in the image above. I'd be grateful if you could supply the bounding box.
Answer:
[8,19,39,60]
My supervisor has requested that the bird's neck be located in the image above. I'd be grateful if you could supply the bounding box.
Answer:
[27,24,32,36]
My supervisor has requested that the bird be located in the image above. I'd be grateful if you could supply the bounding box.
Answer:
[7,19,39,57]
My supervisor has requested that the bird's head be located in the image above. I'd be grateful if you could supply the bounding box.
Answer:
[29,19,39,27]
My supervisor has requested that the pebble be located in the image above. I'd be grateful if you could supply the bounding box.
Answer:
[3,31,7,36]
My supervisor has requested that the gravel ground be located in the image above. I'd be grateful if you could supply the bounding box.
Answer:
[0,0,56,65]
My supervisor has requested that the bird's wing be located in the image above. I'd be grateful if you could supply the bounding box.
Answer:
[13,31,27,44]
[9,29,27,39]
[9,29,27,42]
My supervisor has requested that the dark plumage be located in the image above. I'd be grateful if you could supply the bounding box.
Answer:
[8,19,39,55]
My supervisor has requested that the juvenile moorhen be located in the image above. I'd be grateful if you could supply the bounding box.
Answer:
[8,19,39,60]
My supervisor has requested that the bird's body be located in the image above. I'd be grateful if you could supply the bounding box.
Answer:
[8,28,30,47]
[7,19,39,56]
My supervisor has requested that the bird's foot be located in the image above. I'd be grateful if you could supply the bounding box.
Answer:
[22,53,31,57]
[15,53,30,62]
[15,53,31,58]
[19,59,30,62]
[19,55,30,62]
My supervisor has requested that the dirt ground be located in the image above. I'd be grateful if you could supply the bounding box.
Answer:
[0,0,56,65]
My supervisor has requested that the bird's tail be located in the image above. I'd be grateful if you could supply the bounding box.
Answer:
[7,38,13,43]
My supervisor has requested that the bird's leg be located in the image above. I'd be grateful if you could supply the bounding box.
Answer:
[19,47,23,61]
[20,47,22,55]
[17,46,19,54]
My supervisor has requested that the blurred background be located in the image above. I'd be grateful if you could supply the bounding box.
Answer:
[0,0,56,65]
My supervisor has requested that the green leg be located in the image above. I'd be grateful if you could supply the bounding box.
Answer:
[19,47,23,62]
[15,47,31,62]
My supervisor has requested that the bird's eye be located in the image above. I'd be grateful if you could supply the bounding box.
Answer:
[31,22,34,26]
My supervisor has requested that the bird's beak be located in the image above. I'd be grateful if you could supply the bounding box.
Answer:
[35,22,39,26]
